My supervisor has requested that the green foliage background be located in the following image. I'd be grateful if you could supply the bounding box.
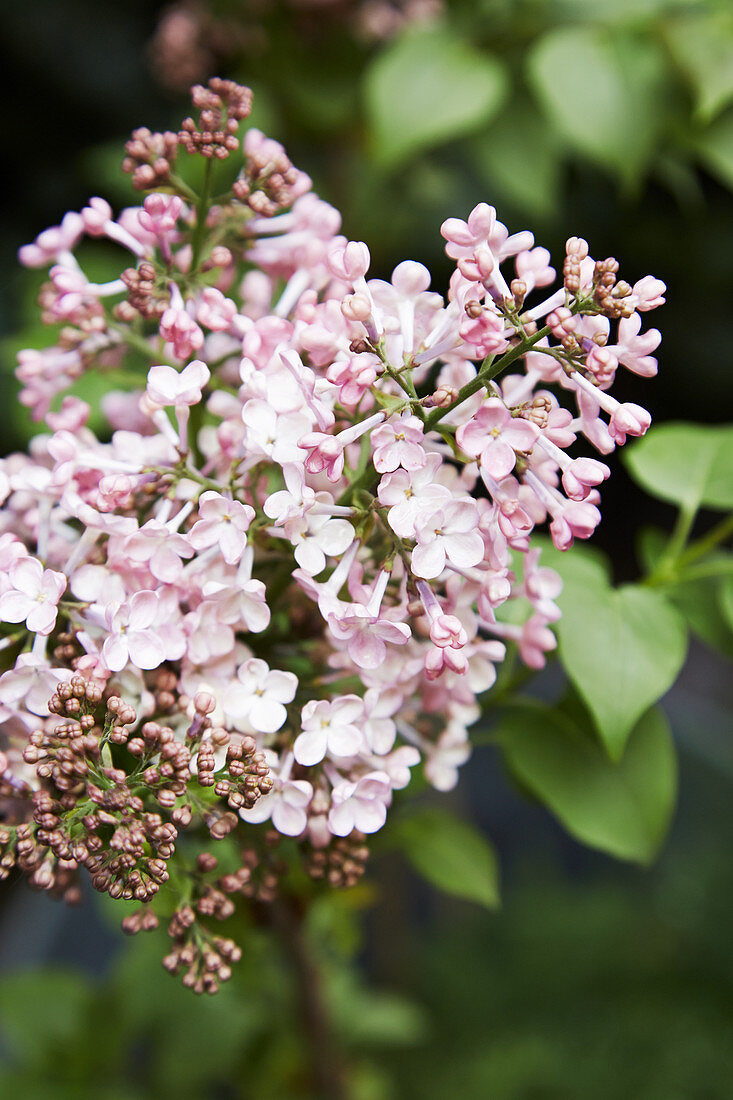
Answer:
[0,1,732,1096]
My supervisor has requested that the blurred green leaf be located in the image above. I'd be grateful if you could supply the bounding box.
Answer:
[392,807,500,909]
[636,525,668,573]
[636,528,733,655]
[328,969,427,1048]
[526,27,666,186]
[722,576,733,631]
[694,107,733,188]
[0,969,91,1062]
[662,9,733,122]
[472,101,563,220]
[557,578,687,759]
[531,535,611,590]
[364,25,508,168]
[624,422,733,512]
[497,703,677,864]
[671,574,733,658]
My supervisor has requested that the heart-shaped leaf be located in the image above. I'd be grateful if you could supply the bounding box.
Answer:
[497,703,677,864]
[624,422,733,513]
[557,579,687,759]
[364,25,508,168]
[526,26,666,186]
[392,807,499,909]
[662,10,733,122]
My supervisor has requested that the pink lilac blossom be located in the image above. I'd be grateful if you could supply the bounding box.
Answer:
[0,80,664,853]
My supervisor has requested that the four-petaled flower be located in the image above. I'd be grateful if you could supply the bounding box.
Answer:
[456,398,539,479]
[294,696,365,766]
[223,658,298,734]
[188,492,255,565]
[0,557,66,636]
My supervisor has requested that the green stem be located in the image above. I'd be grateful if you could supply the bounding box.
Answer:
[647,504,698,585]
[167,173,199,204]
[191,159,214,271]
[678,512,733,568]
[337,462,378,508]
[424,323,553,431]
[108,322,178,369]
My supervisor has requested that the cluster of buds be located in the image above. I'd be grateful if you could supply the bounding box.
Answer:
[179,78,253,159]
[162,903,242,995]
[1,78,664,989]
[3,675,271,914]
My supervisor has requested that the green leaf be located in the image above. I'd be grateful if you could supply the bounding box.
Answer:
[530,535,611,590]
[497,703,677,864]
[624,422,733,512]
[364,25,508,168]
[327,971,427,1048]
[393,807,500,909]
[0,970,92,1062]
[694,107,733,190]
[671,575,733,658]
[722,576,733,631]
[526,27,667,186]
[636,525,668,574]
[557,579,687,759]
[472,100,563,220]
[663,10,733,122]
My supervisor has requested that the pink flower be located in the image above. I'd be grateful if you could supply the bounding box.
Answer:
[412,500,484,580]
[457,399,538,479]
[328,605,410,670]
[608,402,652,445]
[146,360,210,408]
[242,401,311,466]
[298,431,346,482]
[0,654,71,716]
[518,615,557,669]
[294,696,365,766]
[561,457,610,502]
[523,549,562,622]
[223,658,297,734]
[459,304,509,358]
[196,288,237,332]
[429,614,468,649]
[371,414,427,474]
[240,771,313,836]
[300,411,385,482]
[612,312,661,378]
[377,453,452,539]
[18,212,84,267]
[424,644,469,679]
[159,290,204,360]
[103,591,165,672]
[549,500,602,550]
[630,276,666,312]
[327,240,370,282]
[0,558,66,635]
[188,492,255,565]
[286,513,355,576]
[515,247,555,292]
[122,520,193,583]
[138,193,184,238]
[328,771,392,836]
[424,725,472,791]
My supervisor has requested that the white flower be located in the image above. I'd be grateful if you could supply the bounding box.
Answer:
[328,771,392,836]
[294,695,365,766]
[223,658,298,734]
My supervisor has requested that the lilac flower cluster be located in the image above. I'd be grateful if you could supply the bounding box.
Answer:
[0,81,663,922]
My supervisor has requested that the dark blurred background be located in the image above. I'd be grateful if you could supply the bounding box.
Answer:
[0,2,732,1096]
